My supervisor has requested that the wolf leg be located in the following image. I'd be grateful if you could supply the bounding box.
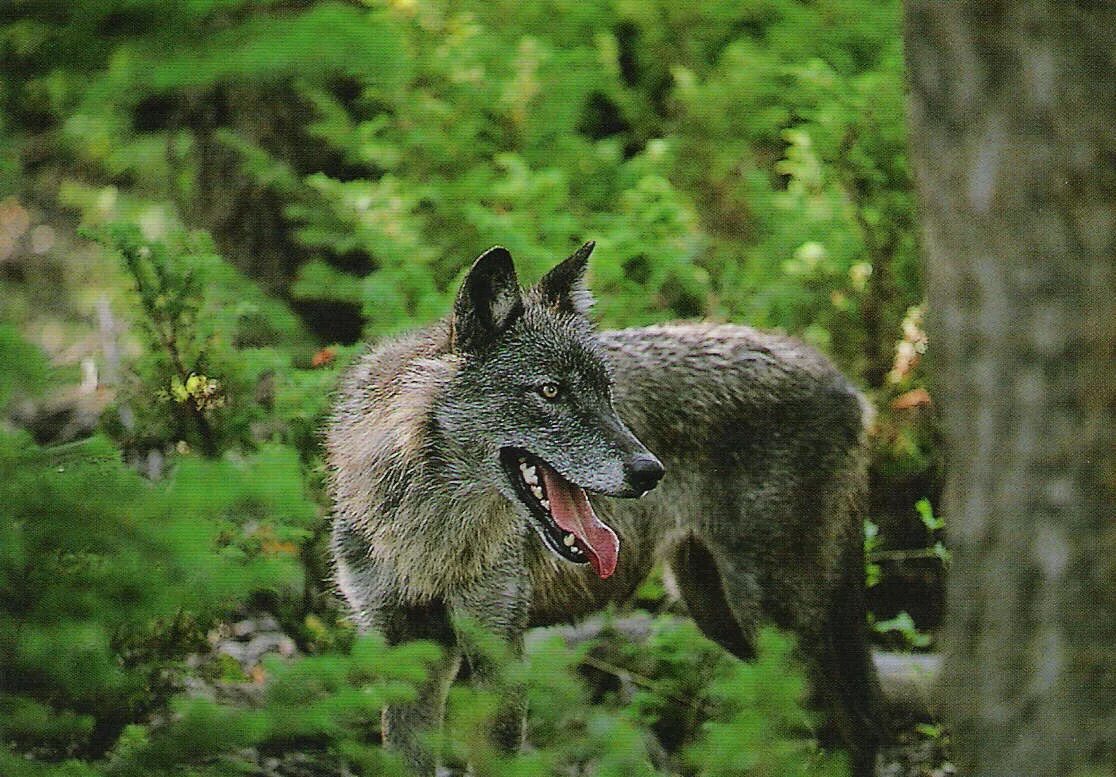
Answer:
[376,601,462,776]
[450,620,527,756]
[449,562,531,755]
[796,545,885,777]
[670,536,760,661]
[673,533,881,776]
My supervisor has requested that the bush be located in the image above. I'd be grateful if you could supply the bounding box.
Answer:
[0,427,308,759]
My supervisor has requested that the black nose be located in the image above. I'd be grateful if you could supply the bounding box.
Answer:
[628,453,665,496]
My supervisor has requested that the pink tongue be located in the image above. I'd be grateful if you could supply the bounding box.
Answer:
[540,465,619,579]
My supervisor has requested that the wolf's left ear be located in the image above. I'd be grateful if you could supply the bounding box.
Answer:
[537,240,595,316]
[452,246,524,353]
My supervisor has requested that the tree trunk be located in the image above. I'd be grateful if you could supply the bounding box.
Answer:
[904,4,1116,776]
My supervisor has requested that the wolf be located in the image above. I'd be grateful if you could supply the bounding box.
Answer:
[327,242,883,776]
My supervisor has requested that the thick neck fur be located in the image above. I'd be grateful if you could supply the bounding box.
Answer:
[327,321,524,602]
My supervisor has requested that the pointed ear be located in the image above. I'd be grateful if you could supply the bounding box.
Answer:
[537,240,595,315]
[451,246,524,353]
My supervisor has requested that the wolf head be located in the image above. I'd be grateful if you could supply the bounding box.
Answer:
[435,242,664,579]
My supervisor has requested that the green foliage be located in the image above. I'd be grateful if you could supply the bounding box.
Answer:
[85,222,347,465]
[0,1,941,774]
[0,323,51,410]
[872,611,932,651]
[0,426,307,759]
[0,373,848,775]
[443,623,847,777]
[104,634,441,777]
[684,631,848,777]
[110,3,406,94]
[863,519,882,589]
[86,224,263,455]
[915,497,949,565]
[914,722,944,741]
[916,497,943,533]
[3,0,918,372]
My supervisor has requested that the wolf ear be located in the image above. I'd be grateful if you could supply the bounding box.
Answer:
[451,246,524,353]
[537,240,595,316]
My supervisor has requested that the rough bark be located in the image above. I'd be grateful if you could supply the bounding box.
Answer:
[904,4,1116,776]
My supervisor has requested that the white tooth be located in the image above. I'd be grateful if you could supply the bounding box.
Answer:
[531,485,543,500]
[540,499,550,510]
[564,533,576,547]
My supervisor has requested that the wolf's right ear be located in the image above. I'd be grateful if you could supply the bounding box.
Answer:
[537,240,595,316]
[451,246,524,353]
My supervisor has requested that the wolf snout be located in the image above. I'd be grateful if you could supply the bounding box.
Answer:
[627,453,665,497]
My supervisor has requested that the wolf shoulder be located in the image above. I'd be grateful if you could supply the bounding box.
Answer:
[329,326,451,423]
[598,322,868,455]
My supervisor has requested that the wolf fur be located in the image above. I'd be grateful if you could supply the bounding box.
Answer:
[327,243,884,776]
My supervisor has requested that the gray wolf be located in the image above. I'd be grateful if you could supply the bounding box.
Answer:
[327,242,883,775]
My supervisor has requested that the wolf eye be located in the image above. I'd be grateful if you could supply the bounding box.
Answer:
[538,382,561,401]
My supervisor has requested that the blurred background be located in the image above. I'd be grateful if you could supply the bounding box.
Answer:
[1,2,947,775]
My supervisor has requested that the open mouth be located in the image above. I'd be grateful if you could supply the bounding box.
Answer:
[500,448,619,579]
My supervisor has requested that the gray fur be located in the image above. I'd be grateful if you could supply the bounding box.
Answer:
[327,246,883,776]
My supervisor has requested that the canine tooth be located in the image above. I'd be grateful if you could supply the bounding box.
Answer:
[519,462,537,479]
[541,499,549,510]
[563,533,576,547]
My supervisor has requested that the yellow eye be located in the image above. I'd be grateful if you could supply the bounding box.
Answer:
[539,382,560,400]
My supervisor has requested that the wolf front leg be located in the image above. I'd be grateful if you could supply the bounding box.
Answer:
[376,600,462,776]
[449,559,532,756]
[332,527,460,774]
